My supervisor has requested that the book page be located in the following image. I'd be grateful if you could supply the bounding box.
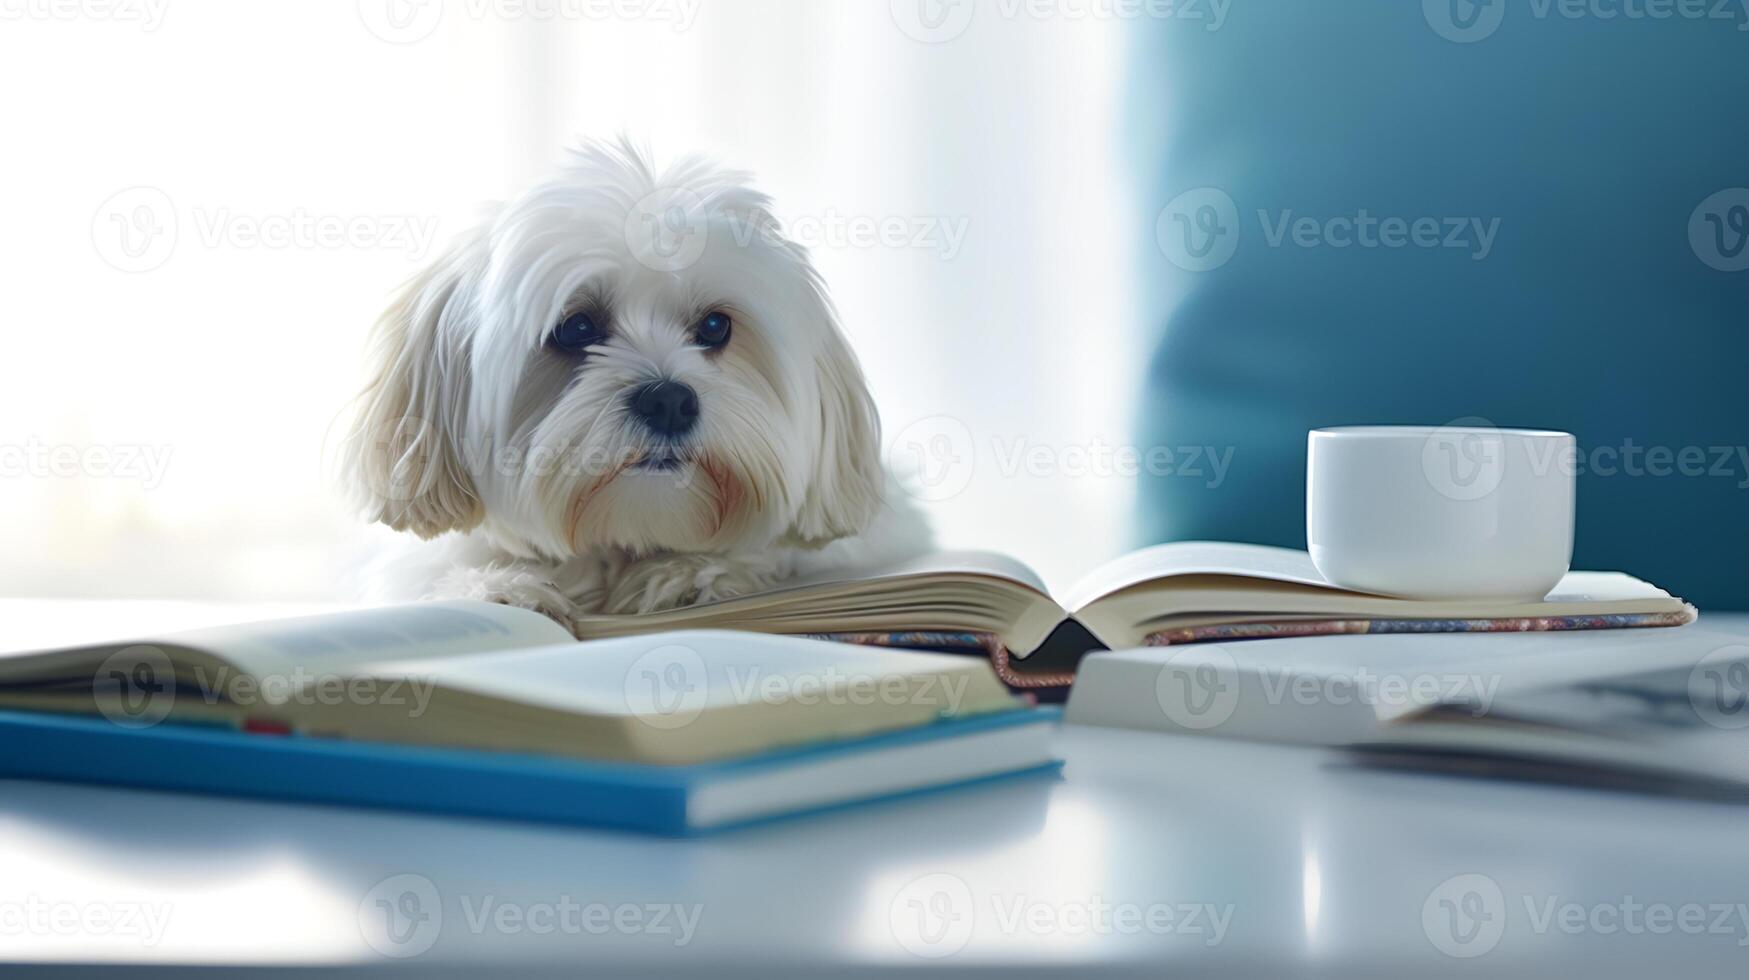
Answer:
[365,629,1022,764]
[1063,542,1335,612]
[1064,541,1677,613]
[371,628,1016,718]
[558,549,1061,657]
[169,600,574,676]
[783,549,1050,597]
[0,600,573,686]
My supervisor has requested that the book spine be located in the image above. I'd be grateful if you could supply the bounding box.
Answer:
[0,712,694,835]
[808,631,1076,691]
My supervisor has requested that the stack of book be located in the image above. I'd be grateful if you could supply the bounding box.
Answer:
[0,602,1059,834]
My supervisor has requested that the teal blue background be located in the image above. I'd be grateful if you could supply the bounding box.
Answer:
[1131,1,1749,608]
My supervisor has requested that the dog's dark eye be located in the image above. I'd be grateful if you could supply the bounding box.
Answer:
[694,310,732,349]
[551,311,605,354]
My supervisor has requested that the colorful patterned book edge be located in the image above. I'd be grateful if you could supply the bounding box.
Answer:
[1141,607,1699,647]
[810,605,1698,690]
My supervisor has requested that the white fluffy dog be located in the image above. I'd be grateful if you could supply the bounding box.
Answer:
[341,140,930,628]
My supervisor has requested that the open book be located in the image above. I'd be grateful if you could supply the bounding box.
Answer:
[1067,626,1746,797]
[0,601,1024,764]
[0,602,1057,831]
[565,542,1696,689]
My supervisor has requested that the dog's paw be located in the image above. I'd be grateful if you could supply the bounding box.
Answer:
[604,555,774,615]
[432,565,577,631]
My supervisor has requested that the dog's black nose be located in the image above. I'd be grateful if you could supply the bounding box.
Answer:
[627,380,700,437]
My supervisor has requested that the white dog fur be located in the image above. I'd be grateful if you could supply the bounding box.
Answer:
[341,139,931,629]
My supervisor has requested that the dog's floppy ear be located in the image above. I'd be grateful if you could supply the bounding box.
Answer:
[340,233,485,538]
[790,316,884,546]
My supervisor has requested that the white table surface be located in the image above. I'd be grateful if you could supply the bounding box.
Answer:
[3,601,1748,977]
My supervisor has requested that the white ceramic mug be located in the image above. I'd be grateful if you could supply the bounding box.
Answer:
[1306,424,1576,600]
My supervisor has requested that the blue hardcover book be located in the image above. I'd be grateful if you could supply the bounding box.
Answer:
[0,603,1061,834]
[0,706,1060,835]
